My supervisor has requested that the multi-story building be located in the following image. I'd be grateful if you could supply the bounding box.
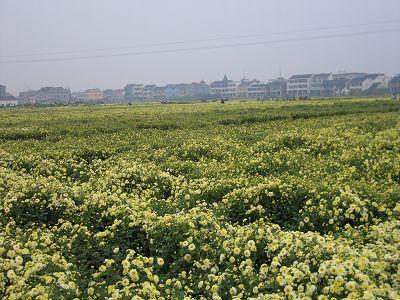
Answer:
[0,85,5,96]
[310,73,332,97]
[103,89,124,103]
[0,85,18,106]
[247,79,287,99]
[165,84,188,100]
[332,73,366,81]
[152,86,166,100]
[84,89,104,101]
[389,75,400,95]
[321,79,347,97]
[247,83,268,98]
[210,75,239,99]
[33,87,72,104]
[346,74,387,95]
[287,74,313,98]
[267,78,287,98]
[71,92,86,102]
[237,79,259,98]
[165,84,180,100]
[187,81,210,99]
[142,85,156,101]
[18,90,37,104]
[124,84,144,101]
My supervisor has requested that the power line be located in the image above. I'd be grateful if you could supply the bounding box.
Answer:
[1,20,399,59]
[1,28,399,64]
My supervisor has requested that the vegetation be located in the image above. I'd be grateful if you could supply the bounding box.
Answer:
[1,98,400,299]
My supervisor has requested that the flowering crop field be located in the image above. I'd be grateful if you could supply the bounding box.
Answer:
[1,98,400,299]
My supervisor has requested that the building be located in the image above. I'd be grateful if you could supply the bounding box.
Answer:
[165,85,180,100]
[237,79,259,98]
[346,74,387,95]
[267,78,287,99]
[0,85,18,106]
[152,86,166,100]
[247,79,287,99]
[103,89,124,103]
[247,83,268,98]
[165,84,188,100]
[71,92,86,102]
[321,79,347,97]
[0,85,5,96]
[32,87,72,104]
[187,81,210,99]
[18,90,37,104]
[287,74,313,98]
[310,73,332,97]
[210,75,239,99]
[84,89,104,101]
[332,73,366,81]
[389,75,400,95]
[124,84,144,101]
[143,85,156,101]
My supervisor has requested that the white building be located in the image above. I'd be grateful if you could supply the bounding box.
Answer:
[143,85,156,100]
[310,73,332,97]
[124,84,144,101]
[346,74,388,94]
[210,75,239,99]
[287,74,313,98]
[247,83,268,98]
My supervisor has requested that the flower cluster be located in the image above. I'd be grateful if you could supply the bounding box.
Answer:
[0,98,399,298]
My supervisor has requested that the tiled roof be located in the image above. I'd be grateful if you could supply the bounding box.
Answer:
[289,74,313,79]
[322,79,346,88]
[84,88,102,93]
[0,93,16,100]
[313,73,331,79]
[39,87,69,93]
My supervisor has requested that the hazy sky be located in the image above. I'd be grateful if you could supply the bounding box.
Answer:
[1,0,400,94]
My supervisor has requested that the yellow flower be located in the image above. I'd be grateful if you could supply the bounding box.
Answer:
[157,257,164,266]
[244,250,251,258]
[7,270,16,280]
[122,278,130,286]
[276,275,286,286]
[88,287,94,295]
[129,269,139,281]
[345,281,356,291]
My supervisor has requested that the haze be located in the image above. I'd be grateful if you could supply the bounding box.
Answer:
[1,0,399,95]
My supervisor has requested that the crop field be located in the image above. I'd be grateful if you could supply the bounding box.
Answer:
[0,98,400,299]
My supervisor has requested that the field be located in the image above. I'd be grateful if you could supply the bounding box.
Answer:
[1,98,400,299]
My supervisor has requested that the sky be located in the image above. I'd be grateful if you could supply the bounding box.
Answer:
[0,0,400,95]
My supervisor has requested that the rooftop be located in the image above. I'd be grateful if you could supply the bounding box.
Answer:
[39,87,69,93]
[313,73,331,79]
[289,74,313,80]
[365,74,384,80]
[0,93,16,100]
